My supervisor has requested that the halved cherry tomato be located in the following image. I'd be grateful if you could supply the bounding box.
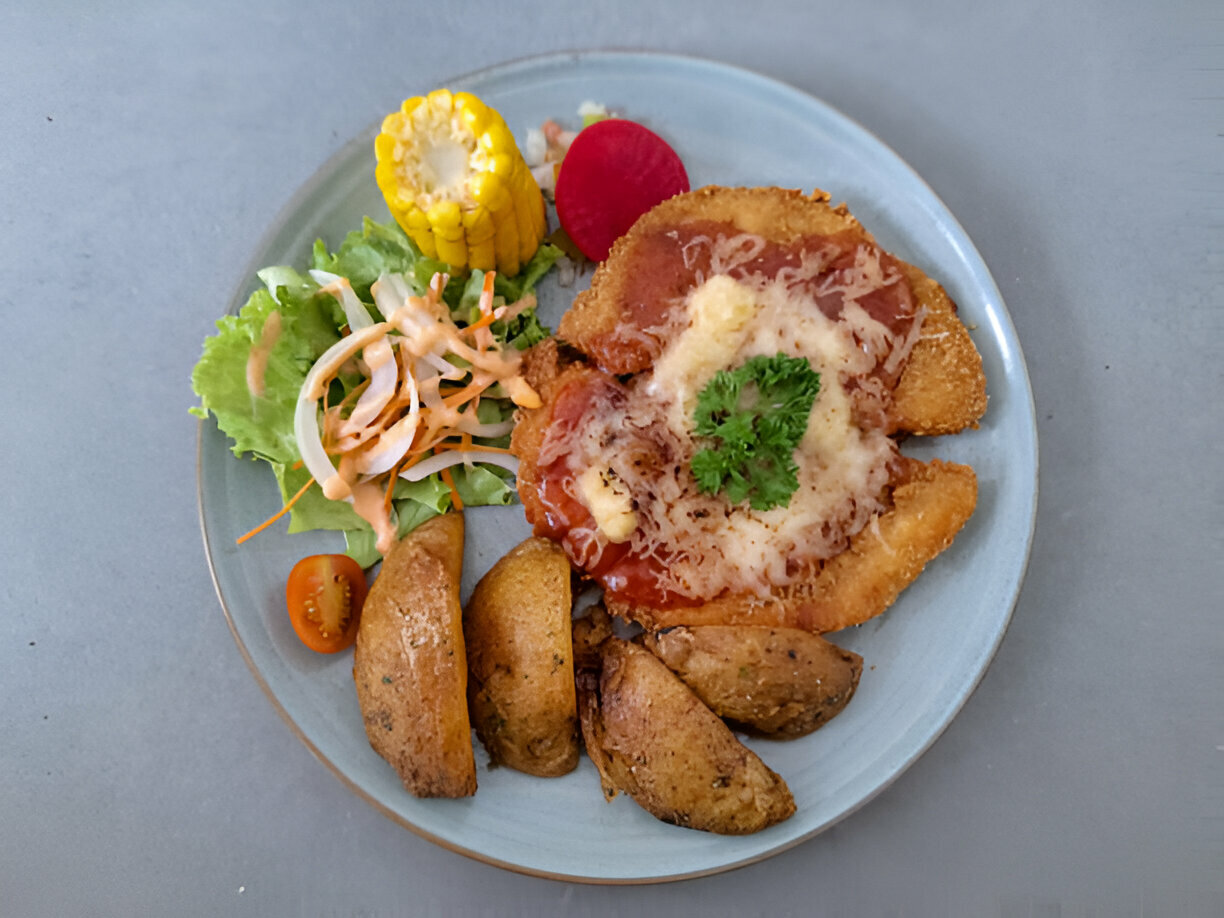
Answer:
[554,118,689,262]
[285,554,368,654]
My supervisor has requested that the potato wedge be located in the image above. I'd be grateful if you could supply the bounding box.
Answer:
[352,512,476,798]
[642,626,862,738]
[576,628,795,834]
[464,537,579,777]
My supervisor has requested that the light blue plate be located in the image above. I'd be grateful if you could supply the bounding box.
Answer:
[198,51,1038,883]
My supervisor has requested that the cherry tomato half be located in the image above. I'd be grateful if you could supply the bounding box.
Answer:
[285,554,368,654]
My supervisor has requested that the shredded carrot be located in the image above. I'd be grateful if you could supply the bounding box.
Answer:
[459,309,499,336]
[382,436,432,518]
[432,441,515,455]
[465,271,499,353]
[480,269,496,308]
[439,465,464,510]
[442,380,489,409]
[271,269,529,556]
[236,476,316,545]
[334,376,370,412]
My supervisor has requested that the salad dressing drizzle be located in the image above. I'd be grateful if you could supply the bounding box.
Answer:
[299,272,539,552]
[245,310,282,398]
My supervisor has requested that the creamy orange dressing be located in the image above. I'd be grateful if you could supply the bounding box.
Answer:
[244,310,282,398]
[303,322,393,400]
[297,273,539,553]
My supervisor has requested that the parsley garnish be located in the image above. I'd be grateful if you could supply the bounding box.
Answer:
[690,353,821,511]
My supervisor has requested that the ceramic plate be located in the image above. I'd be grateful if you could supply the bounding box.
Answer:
[198,50,1038,883]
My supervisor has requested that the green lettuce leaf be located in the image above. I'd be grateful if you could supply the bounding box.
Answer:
[273,462,366,532]
[194,217,558,565]
[450,464,517,506]
[190,277,344,463]
[343,477,454,567]
[494,243,563,303]
[340,466,517,567]
[310,218,442,302]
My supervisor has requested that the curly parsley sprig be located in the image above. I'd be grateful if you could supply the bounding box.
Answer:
[689,353,822,511]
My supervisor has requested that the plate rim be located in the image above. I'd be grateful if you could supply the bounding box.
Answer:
[197,47,1040,884]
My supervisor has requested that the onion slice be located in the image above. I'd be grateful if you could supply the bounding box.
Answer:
[310,270,374,330]
[370,272,406,321]
[338,336,397,438]
[399,449,519,482]
[452,417,514,438]
[357,369,420,476]
[294,322,392,499]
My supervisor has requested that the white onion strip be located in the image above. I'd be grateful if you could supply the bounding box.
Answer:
[290,267,533,551]
[370,272,405,321]
[294,322,392,499]
[451,418,514,438]
[358,369,420,477]
[420,352,464,378]
[338,337,397,437]
[399,449,519,482]
[310,270,374,331]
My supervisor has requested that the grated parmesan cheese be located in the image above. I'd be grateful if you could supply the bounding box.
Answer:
[540,231,922,602]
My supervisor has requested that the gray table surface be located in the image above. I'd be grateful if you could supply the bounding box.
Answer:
[3,1,1221,915]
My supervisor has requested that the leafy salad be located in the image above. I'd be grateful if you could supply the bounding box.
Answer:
[191,216,560,568]
[192,88,695,582]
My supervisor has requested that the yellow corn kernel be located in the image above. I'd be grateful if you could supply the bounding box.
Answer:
[519,165,546,241]
[513,196,537,262]
[402,206,436,258]
[469,171,511,214]
[494,207,521,277]
[427,200,464,240]
[513,165,544,261]
[468,238,496,272]
[425,88,453,117]
[462,204,495,244]
[435,233,468,268]
[454,92,492,135]
[374,89,545,274]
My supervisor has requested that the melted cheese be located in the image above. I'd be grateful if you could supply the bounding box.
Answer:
[578,466,637,543]
[646,274,758,434]
[554,232,921,602]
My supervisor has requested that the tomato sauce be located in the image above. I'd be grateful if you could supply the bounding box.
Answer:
[526,370,700,608]
[525,220,920,609]
[584,222,917,376]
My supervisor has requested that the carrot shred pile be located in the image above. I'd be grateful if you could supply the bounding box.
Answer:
[236,270,538,553]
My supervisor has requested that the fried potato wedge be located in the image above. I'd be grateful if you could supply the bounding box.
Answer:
[464,537,579,777]
[608,457,977,634]
[352,512,476,798]
[576,630,795,834]
[642,626,862,738]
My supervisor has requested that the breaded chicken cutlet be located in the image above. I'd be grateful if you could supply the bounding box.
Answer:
[559,186,986,436]
[512,186,987,633]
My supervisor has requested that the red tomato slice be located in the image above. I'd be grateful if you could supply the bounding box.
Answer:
[554,118,689,262]
[285,554,368,654]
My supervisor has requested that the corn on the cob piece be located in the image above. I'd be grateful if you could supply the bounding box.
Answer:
[375,89,546,276]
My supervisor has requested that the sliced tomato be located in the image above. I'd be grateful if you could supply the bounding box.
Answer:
[554,118,689,262]
[285,554,368,654]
